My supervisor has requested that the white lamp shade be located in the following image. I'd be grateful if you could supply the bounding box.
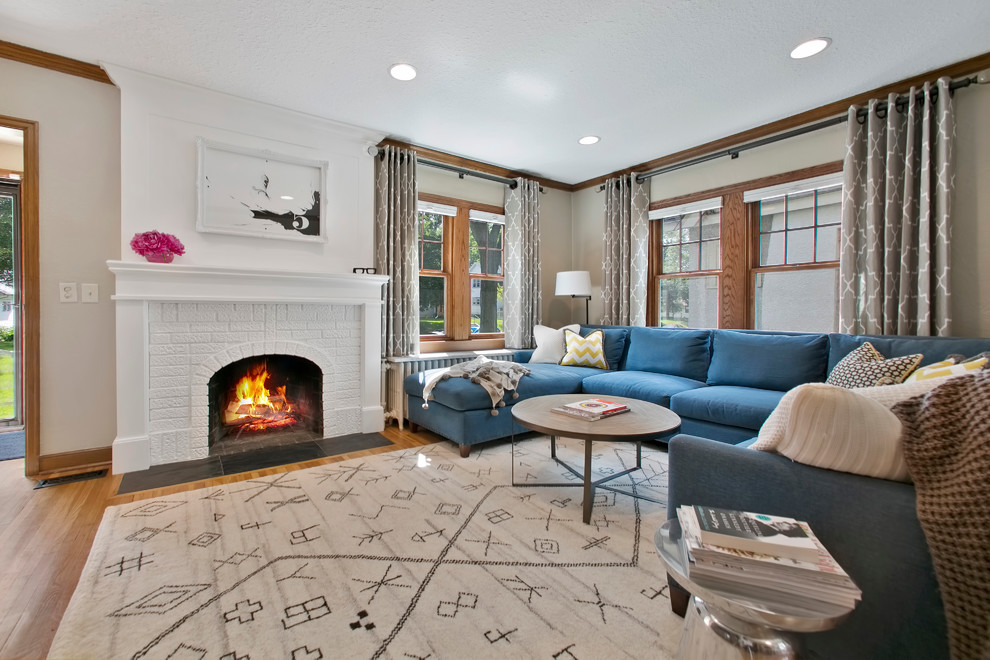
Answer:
[555,270,592,297]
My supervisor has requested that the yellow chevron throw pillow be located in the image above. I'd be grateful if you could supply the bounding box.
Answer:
[905,356,988,381]
[560,329,609,369]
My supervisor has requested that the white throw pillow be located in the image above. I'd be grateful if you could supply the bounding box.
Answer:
[774,383,909,482]
[529,324,580,364]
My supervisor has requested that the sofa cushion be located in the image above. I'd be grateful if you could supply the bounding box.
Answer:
[404,363,596,411]
[670,385,784,431]
[580,370,707,407]
[560,329,609,369]
[624,327,711,382]
[825,342,922,388]
[529,324,580,364]
[581,325,629,370]
[706,330,828,391]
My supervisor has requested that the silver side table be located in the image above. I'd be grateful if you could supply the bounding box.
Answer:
[654,519,855,659]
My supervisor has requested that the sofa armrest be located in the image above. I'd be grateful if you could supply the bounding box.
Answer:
[665,434,947,660]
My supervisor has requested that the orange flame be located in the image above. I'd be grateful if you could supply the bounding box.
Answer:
[224,365,298,432]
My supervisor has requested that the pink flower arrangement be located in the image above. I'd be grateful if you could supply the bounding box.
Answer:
[130,231,185,262]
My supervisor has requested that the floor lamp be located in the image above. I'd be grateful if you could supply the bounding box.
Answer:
[555,271,592,324]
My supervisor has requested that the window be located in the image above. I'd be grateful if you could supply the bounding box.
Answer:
[649,197,722,328]
[417,195,504,343]
[646,163,843,331]
[748,174,842,332]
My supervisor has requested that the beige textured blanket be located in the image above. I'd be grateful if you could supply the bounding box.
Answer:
[420,356,530,414]
[893,372,990,660]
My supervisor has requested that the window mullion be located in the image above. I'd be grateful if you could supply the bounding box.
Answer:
[450,208,471,341]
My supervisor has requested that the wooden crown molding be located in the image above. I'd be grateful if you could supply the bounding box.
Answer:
[573,49,990,191]
[0,39,113,85]
[378,138,572,192]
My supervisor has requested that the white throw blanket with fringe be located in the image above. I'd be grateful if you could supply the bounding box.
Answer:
[420,356,530,414]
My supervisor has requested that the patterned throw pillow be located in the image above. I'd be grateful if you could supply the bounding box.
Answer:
[559,329,609,369]
[905,356,988,382]
[825,342,922,388]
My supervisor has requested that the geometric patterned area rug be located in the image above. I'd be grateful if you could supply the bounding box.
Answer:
[49,437,681,659]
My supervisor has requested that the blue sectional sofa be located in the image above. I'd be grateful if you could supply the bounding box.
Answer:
[404,324,990,454]
[403,324,990,659]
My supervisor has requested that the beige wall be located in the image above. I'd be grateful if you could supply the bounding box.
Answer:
[0,58,121,455]
[569,86,990,337]
[0,142,23,171]
[416,167,574,328]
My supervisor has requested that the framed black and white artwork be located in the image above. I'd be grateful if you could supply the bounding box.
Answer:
[196,137,328,242]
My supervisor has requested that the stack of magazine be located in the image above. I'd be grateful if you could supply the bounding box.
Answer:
[551,398,630,421]
[676,505,861,612]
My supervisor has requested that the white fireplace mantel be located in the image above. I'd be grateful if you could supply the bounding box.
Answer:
[108,260,389,303]
[108,260,389,474]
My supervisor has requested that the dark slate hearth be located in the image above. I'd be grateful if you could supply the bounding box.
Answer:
[117,432,393,495]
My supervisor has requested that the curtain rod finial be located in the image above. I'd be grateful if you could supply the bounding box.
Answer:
[367,145,380,157]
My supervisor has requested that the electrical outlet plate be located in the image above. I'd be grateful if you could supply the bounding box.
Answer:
[59,282,78,303]
[81,283,99,303]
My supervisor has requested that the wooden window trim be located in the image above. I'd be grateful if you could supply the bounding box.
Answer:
[418,193,505,349]
[648,161,842,329]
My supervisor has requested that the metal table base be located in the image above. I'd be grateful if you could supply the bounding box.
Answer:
[511,432,664,523]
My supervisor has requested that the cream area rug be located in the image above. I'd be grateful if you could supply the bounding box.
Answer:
[50,437,682,659]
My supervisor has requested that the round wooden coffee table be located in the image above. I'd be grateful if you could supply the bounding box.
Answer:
[511,394,681,524]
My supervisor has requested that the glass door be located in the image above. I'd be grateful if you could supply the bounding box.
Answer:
[0,179,21,425]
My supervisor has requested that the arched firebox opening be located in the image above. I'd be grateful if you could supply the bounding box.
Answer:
[207,354,323,454]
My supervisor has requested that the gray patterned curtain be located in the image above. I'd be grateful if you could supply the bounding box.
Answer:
[503,178,542,348]
[839,78,955,336]
[601,173,649,326]
[374,145,420,357]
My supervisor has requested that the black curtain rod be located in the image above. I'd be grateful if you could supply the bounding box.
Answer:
[373,148,519,188]
[627,75,979,186]
[416,157,519,189]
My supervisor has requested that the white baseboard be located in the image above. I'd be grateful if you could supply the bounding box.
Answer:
[112,434,151,474]
[362,406,385,433]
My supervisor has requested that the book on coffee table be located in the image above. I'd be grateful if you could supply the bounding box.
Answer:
[550,398,630,421]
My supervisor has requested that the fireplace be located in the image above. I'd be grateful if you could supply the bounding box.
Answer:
[108,261,388,474]
[208,354,323,454]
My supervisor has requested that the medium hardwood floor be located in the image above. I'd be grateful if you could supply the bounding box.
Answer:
[0,425,443,660]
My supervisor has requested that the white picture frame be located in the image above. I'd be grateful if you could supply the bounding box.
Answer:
[196,137,328,243]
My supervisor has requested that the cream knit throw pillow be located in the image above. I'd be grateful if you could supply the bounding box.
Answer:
[753,375,955,453]
[774,383,909,481]
[751,376,966,482]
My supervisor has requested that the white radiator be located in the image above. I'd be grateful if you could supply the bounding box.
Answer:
[383,353,513,429]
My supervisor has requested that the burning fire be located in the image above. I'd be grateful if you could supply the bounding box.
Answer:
[224,365,299,432]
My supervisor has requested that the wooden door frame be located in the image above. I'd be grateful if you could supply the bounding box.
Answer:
[0,114,40,476]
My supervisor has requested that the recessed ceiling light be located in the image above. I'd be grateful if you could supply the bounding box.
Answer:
[389,63,417,81]
[578,135,600,145]
[280,195,294,200]
[790,38,831,59]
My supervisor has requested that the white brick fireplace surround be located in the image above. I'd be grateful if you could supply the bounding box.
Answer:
[108,261,388,474]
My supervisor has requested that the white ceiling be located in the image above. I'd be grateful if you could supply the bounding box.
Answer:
[1,0,988,184]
